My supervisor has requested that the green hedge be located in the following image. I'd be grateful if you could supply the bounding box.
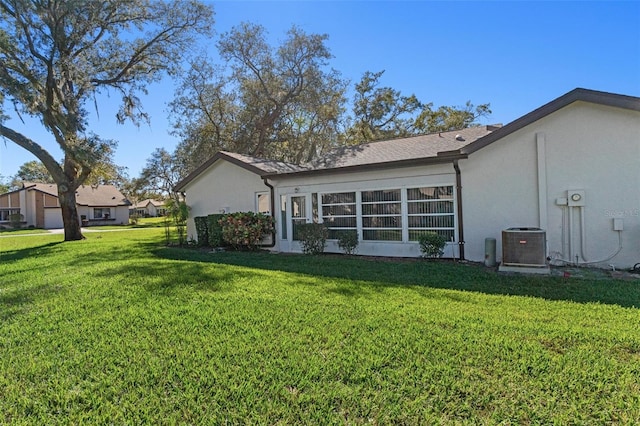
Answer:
[193,216,209,246]
[207,214,225,247]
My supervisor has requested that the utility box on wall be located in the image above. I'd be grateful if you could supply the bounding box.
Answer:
[501,228,547,267]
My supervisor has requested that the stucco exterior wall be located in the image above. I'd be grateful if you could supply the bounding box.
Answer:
[461,102,640,268]
[271,163,458,257]
[182,160,271,242]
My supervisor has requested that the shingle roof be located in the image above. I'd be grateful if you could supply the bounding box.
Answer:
[131,199,166,209]
[174,151,309,191]
[75,185,130,206]
[220,151,310,174]
[310,126,498,170]
[23,182,130,206]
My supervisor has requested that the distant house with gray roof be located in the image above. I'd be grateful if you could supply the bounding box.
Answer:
[130,199,167,217]
[0,182,131,229]
[175,88,640,269]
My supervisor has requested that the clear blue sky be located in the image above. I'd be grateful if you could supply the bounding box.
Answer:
[1,1,639,180]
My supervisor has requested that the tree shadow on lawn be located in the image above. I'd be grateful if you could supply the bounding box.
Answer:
[0,283,67,322]
[153,248,640,308]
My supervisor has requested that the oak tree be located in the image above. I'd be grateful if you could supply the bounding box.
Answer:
[0,0,213,240]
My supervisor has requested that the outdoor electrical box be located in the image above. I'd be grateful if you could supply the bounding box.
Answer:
[567,190,586,207]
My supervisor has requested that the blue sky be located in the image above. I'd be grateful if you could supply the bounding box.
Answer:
[1,1,639,180]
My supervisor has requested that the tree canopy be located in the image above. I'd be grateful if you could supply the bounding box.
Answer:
[0,0,214,240]
[170,23,348,172]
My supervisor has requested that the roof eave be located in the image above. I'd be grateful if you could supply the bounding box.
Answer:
[462,88,640,155]
[262,152,467,179]
[174,151,275,192]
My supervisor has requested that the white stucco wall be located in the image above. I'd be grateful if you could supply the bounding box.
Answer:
[182,160,272,242]
[461,102,640,269]
[271,163,459,257]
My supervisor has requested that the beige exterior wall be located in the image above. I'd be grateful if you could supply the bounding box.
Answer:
[461,102,640,268]
[182,160,271,242]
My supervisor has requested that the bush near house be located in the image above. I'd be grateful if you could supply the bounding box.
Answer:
[418,232,447,258]
[219,212,273,250]
[9,213,24,229]
[337,229,359,255]
[296,222,328,255]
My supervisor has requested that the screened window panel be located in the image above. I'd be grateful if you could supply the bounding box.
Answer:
[361,203,401,216]
[323,204,356,216]
[409,229,455,241]
[408,200,454,214]
[362,216,402,228]
[362,229,402,241]
[322,192,356,204]
[407,186,454,200]
[320,192,357,239]
[361,189,401,203]
[322,216,357,228]
[408,215,454,228]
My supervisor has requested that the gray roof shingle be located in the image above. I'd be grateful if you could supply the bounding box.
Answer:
[311,126,498,170]
[23,182,130,206]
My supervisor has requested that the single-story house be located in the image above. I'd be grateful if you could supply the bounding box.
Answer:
[175,88,640,269]
[130,199,167,217]
[0,182,131,228]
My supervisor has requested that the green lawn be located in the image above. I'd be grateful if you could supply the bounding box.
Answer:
[0,227,50,235]
[1,229,639,424]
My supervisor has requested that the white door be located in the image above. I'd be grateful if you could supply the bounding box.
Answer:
[281,194,311,252]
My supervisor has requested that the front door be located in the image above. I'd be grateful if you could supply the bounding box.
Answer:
[280,194,311,252]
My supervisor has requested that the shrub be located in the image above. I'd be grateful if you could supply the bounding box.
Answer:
[9,213,23,229]
[207,214,225,247]
[337,230,359,255]
[296,223,328,255]
[418,232,447,258]
[165,199,189,245]
[129,214,140,225]
[219,212,273,251]
[193,216,209,246]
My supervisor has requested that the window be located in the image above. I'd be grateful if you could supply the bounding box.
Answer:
[361,189,402,241]
[321,192,356,239]
[94,208,110,219]
[280,195,287,239]
[256,192,270,214]
[0,208,20,221]
[291,196,306,241]
[407,186,455,241]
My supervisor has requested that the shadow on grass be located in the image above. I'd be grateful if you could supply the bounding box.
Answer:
[153,248,640,308]
[0,283,66,322]
[0,241,64,262]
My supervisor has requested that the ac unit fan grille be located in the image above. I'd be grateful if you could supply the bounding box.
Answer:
[502,228,546,267]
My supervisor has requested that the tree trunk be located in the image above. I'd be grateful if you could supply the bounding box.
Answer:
[58,186,84,241]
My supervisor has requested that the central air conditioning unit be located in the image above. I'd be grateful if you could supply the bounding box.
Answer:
[501,228,547,267]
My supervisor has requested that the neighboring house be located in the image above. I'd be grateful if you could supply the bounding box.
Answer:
[130,199,167,217]
[0,182,131,229]
[175,88,640,269]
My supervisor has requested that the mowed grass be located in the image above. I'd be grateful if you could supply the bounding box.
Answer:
[0,230,639,424]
